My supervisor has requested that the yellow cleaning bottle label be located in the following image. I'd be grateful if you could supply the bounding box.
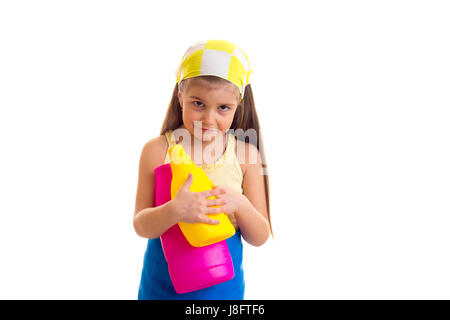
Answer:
[168,144,236,247]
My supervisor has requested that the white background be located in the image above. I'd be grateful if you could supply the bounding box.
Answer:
[1,0,449,299]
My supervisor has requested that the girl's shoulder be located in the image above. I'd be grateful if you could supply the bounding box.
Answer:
[139,134,169,173]
[234,138,247,177]
[233,137,262,178]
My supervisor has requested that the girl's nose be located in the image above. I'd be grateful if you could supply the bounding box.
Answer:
[202,110,215,125]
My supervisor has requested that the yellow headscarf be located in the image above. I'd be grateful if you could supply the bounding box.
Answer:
[175,40,252,102]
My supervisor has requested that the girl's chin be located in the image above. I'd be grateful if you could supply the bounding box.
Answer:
[194,132,218,141]
[189,128,220,140]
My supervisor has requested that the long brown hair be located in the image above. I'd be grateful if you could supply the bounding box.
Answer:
[160,76,273,237]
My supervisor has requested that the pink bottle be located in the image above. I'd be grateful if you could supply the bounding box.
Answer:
[153,163,235,294]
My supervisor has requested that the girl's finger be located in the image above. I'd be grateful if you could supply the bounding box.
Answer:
[206,199,226,207]
[180,173,193,190]
[205,207,223,215]
[202,187,226,199]
[199,216,220,225]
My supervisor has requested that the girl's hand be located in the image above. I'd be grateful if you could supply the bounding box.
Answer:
[171,173,228,225]
[211,185,245,216]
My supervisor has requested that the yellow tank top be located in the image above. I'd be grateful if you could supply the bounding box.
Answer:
[163,129,243,230]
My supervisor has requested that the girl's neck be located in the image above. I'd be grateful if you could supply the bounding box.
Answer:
[177,125,228,165]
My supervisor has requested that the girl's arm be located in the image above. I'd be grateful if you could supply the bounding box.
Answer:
[133,137,226,239]
[134,203,180,239]
[235,143,271,247]
[133,137,178,239]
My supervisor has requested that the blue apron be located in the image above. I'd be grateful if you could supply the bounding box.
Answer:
[138,231,245,300]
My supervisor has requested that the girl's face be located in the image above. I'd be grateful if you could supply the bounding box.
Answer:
[178,78,240,143]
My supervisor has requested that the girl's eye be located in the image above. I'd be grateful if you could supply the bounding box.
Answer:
[192,101,229,111]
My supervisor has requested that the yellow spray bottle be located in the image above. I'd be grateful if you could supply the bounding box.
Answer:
[168,144,236,247]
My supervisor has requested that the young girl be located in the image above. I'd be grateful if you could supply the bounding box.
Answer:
[134,39,272,300]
